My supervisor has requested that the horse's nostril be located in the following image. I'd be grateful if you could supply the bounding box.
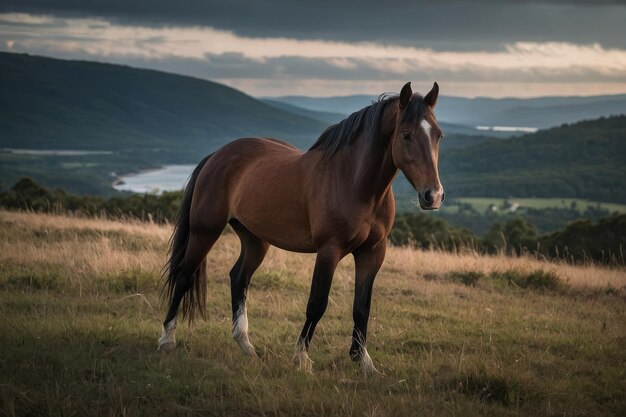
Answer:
[424,190,434,204]
[441,192,445,202]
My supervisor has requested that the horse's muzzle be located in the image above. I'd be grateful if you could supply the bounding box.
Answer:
[418,189,444,210]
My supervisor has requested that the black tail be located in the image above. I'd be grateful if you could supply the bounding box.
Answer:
[161,154,212,322]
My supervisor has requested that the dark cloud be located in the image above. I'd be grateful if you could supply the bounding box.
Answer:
[4,41,622,86]
[1,0,625,50]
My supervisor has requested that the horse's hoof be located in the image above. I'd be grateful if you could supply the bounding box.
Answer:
[359,348,381,377]
[293,350,314,373]
[158,320,176,352]
[238,339,258,357]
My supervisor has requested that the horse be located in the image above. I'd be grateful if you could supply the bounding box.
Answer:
[158,82,445,375]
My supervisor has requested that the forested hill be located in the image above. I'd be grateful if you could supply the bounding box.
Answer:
[436,115,626,203]
[0,52,327,159]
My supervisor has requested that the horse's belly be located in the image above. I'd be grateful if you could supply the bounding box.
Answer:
[234,211,316,253]
[230,180,316,253]
[258,228,317,253]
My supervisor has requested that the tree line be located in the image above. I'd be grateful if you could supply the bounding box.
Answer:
[2,177,623,265]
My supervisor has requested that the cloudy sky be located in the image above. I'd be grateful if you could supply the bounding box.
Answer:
[1,1,625,97]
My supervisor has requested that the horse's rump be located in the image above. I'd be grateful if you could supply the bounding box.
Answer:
[191,138,316,252]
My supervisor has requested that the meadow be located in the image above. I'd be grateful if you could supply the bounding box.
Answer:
[0,210,624,416]
[454,197,626,214]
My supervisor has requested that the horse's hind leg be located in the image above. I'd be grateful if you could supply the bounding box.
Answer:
[229,219,269,356]
[159,229,223,351]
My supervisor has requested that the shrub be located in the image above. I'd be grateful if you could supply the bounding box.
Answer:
[490,269,563,292]
[447,271,484,287]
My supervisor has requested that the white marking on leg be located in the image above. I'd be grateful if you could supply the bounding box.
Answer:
[157,319,177,352]
[359,347,379,376]
[232,304,256,356]
[420,119,432,138]
[293,337,313,373]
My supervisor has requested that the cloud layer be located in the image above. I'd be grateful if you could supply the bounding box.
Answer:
[1,9,625,97]
[2,0,625,50]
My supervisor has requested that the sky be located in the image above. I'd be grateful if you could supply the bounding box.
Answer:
[1,1,626,98]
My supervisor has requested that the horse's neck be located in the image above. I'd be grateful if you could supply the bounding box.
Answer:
[350,107,398,204]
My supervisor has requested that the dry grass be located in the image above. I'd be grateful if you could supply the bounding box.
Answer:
[384,245,626,289]
[0,210,625,417]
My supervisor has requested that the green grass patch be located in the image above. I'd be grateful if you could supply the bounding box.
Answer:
[447,271,485,287]
[1,271,62,291]
[251,270,305,291]
[445,269,566,293]
[490,269,564,292]
[0,264,66,291]
[455,197,626,214]
[106,269,160,293]
[448,371,515,406]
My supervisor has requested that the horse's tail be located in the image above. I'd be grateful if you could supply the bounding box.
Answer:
[161,153,212,322]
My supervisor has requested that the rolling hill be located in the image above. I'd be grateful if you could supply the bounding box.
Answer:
[0,52,327,158]
[260,98,345,125]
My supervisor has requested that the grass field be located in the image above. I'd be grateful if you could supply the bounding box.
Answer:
[0,210,624,416]
[454,197,626,214]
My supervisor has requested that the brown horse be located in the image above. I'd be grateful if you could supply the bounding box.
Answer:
[158,82,444,375]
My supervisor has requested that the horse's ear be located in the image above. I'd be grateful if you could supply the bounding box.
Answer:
[424,82,439,108]
[399,82,412,109]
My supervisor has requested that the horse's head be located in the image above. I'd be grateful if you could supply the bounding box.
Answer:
[391,82,444,210]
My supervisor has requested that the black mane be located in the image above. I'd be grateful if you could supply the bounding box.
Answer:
[309,95,397,156]
[309,93,426,156]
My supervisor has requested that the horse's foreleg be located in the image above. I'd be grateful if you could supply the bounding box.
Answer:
[230,221,269,356]
[294,247,341,372]
[350,241,386,375]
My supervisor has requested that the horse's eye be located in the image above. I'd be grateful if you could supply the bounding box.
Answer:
[402,132,411,141]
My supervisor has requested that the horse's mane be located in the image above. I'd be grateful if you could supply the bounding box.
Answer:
[309,94,399,156]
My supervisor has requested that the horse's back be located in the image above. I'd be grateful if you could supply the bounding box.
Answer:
[191,137,315,251]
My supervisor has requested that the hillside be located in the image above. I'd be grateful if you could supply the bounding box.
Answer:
[0,210,624,416]
[261,98,345,125]
[0,52,326,157]
[436,115,626,203]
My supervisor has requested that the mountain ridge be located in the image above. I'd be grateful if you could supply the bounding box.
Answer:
[268,93,626,129]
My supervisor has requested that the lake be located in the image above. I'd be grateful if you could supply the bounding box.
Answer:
[113,165,194,193]
[2,148,114,156]
[475,126,538,133]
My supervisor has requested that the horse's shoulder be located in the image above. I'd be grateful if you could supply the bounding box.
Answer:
[374,189,396,231]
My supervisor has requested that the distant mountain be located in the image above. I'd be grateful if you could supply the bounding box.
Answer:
[264,95,376,116]
[268,93,626,130]
[0,52,327,159]
[437,95,626,128]
[264,95,504,137]
[260,98,345,125]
